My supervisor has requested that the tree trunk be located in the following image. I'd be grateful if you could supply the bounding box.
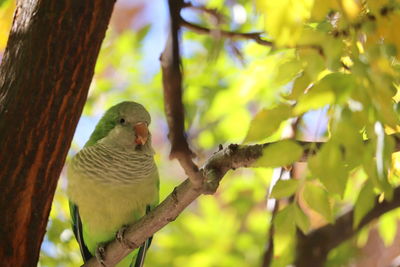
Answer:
[0,1,116,266]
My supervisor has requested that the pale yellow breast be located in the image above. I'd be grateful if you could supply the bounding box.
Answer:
[67,167,158,235]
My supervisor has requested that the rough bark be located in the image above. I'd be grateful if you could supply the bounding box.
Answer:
[0,1,116,266]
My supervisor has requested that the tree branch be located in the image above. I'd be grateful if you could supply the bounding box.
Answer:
[182,1,225,23]
[0,1,116,265]
[295,186,400,267]
[180,18,273,46]
[160,0,204,186]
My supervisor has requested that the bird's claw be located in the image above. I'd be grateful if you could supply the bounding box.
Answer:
[95,243,107,267]
[116,225,138,250]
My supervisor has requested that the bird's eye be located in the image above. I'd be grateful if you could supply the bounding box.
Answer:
[119,118,126,124]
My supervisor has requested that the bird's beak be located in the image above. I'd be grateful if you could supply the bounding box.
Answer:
[134,122,149,145]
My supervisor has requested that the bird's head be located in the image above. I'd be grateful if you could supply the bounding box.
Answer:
[85,101,153,152]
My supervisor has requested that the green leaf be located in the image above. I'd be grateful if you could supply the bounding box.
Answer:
[353,181,375,228]
[243,104,292,143]
[270,179,299,199]
[274,204,296,236]
[294,85,334,115]
[303,182,333,223]
[285,73,311,101]
[331,110,365,168]
[276,59,303,86]
[273,204,296,262]
[294,203,310,234]
[378,211,398,246]
[308,142,348,196]
[254,140,303,168]
[136,24,151,43]
[294,73,355,115]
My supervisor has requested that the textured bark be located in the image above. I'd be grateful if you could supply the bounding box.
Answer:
[0,1,116,266]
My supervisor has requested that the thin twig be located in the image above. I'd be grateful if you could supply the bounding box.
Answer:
[182,1,225,23]
[160,0,204,186]
[262,201,279,267]
[262,168,283,267]
[180,18,273,46]
[181,19,327,55]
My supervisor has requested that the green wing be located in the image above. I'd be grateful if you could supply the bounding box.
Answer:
[132,205,153,267]
[69,201,93,262]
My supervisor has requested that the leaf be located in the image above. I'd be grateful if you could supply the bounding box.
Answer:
[276,59,303,86]
[353,181,375,228]
[285,73,311,101]
[294,203,310,234]
[243,104,292,143]
[270,179,299,199]
[294,73,355,115]
[136,24,151,43]
[257,0,314,46]
[378,211,398,246]
[308,142,348,196]
[310,0,338,21]
[273,204,296,261]
[294,85,334,115]
[274,204,296,236]
[254,140,303,168]
[303,182,333,223]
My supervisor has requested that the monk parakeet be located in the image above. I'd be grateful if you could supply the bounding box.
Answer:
[67,101,159,267]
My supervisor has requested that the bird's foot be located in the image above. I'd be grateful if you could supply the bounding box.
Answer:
[116,225,138,250]
[95,243,107,267]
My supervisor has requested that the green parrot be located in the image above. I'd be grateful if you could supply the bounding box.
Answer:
[67,101,159,267]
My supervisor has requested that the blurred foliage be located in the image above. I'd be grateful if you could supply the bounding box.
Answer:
[0,0,398,266]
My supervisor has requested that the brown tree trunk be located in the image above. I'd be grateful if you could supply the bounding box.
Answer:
[0,1,116,266]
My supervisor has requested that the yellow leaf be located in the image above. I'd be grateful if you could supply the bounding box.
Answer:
[0,0,15,50]
[341,0,361,21]
[257,0,314,46]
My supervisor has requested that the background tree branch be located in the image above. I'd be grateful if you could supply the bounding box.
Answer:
[180,19,273,46]
[160,0,204,186]
[295,186,400,267]
[0,1,116,266]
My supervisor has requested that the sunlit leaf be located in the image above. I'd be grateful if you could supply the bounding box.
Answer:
[285,73,311,100]
[276,59,303,86]
[341,0,361,21]
[243,104,292,143]
[274,204,295,230]
[294,73,355,115]
[254,140,303,168]
[0,0,14,50]
[303,182,333,223]
[378,210,398,246]
[270,179,299,199]
[257,0,313,46]
[294,203,310,234]
[311,0,339,21]
[353,181,375,228]
[308,142,348,196]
